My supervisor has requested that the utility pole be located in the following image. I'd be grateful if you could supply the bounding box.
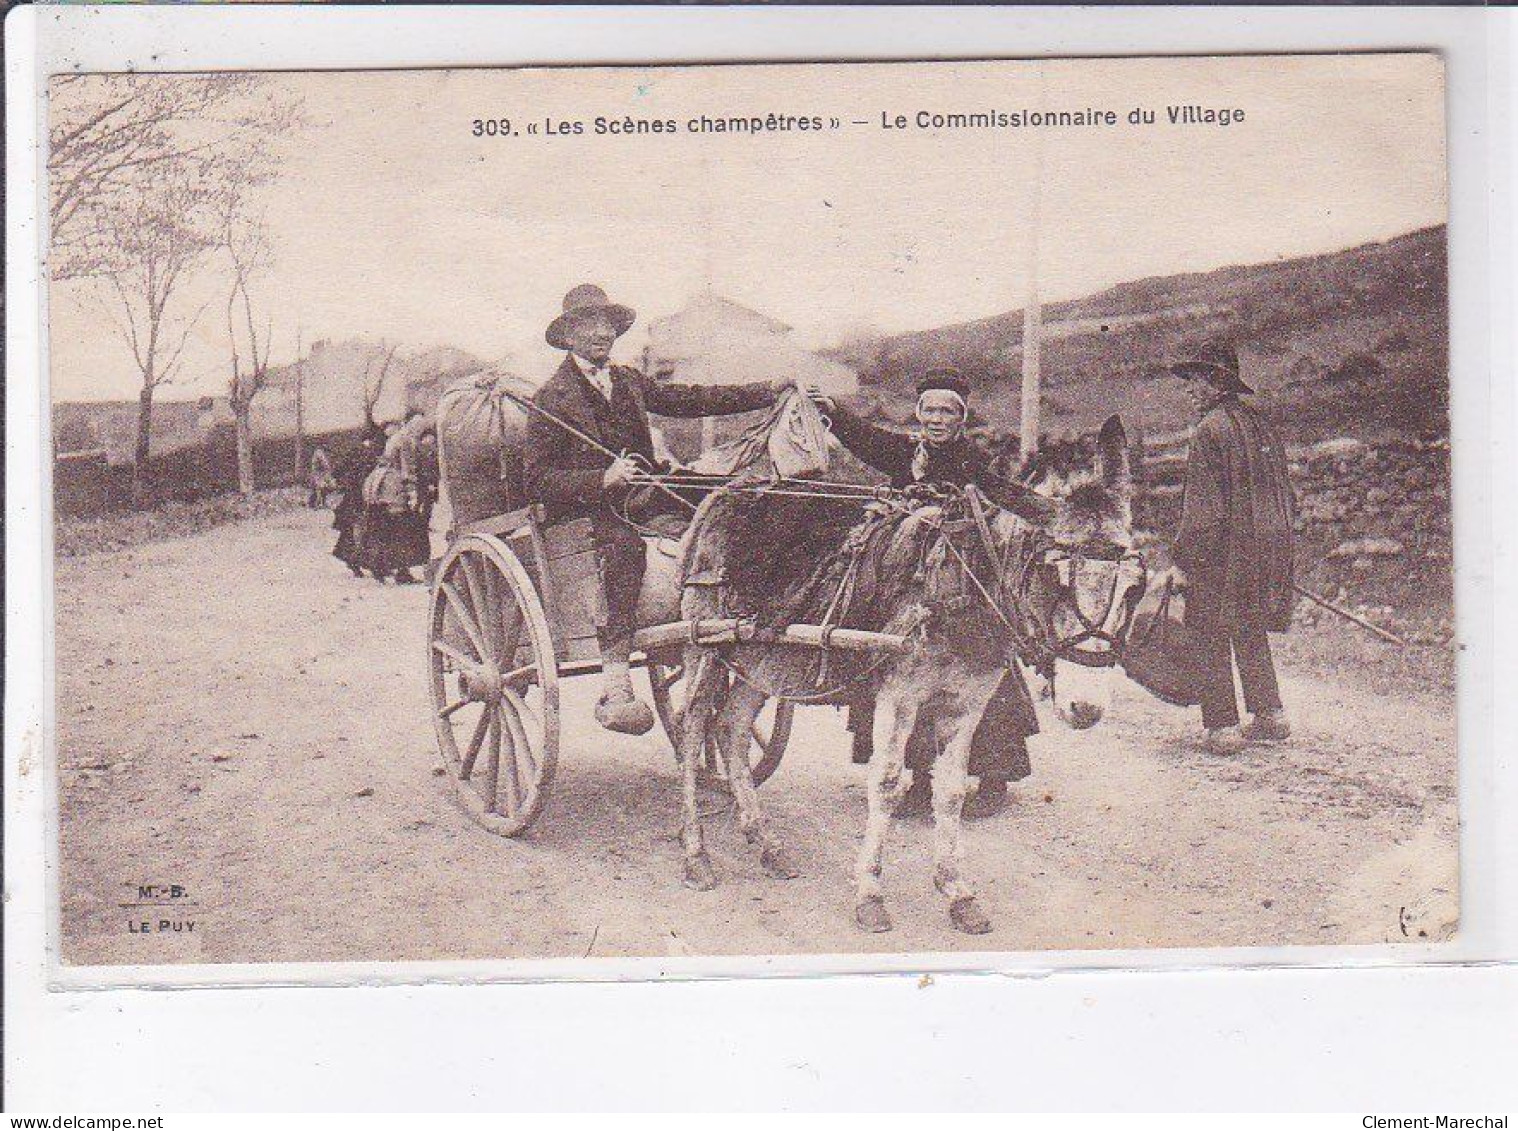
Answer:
[292,326,306,482]
[1019,64,1047,465]
[1019,220,1042,462]
[700,153,717,456]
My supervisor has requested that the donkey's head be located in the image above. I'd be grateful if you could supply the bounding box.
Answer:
[992,415,1145,730]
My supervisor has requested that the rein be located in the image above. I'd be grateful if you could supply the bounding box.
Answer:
[627,473,894,504]
[510,381,1147,682]
[498,388,702,516]
[686,480,1145,705]
[957,486,1147,674]
[997,524,1147,672]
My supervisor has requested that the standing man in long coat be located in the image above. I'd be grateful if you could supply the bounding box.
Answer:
[523,284,787,735]
[1168,340,1296,755]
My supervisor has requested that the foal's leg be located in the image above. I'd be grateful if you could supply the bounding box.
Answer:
[931,682,998,935]
[719,673,800,881]
[678,646,723,891]
[853,687,918,933]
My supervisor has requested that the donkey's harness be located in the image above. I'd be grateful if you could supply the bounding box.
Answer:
[950,485,1147,678]
[805,482,1147,683]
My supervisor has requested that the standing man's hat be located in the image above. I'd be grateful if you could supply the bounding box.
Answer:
[915,367,971,401]
[1168,339,1253,395]
[545,284,637,351]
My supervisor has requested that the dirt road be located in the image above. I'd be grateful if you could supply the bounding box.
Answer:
[55,504,1457,965]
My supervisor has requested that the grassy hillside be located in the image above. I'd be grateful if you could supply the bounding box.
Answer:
[843,225,1448,445]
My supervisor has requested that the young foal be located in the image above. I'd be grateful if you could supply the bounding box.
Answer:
[673,416,1143,935]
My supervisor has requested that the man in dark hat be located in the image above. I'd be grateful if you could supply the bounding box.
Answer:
[523,284,789,735]
[1166,339,1296,755]
[805,367,1051,818]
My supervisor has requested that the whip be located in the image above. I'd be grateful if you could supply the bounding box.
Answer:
[495,387,699,514]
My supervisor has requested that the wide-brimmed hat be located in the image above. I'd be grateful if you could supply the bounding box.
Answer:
[545,284,636,351]
[915,367,971,402]
[1168,340,1253,395]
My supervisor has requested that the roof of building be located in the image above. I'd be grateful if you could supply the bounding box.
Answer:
[647,294,793,348]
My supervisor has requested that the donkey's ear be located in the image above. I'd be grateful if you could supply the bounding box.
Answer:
[1097,415,1132,494]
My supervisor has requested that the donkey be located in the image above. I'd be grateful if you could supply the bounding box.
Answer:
[671,415,1144,935]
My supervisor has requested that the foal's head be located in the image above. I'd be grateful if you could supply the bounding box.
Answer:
[994,415,1145,730]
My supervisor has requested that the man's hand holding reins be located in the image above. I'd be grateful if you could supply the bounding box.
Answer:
[1153,564,1188,593]
[602,454,640,490]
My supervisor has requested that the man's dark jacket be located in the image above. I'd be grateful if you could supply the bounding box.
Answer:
[523,356,775,525]
[1173,398,1296,634]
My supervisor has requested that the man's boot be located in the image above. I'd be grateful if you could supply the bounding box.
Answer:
[964,777,1010,819]
[594,636,655,736]
[594,689,655,736]
[1242,708,1291,743]
[1203,726,1247,755]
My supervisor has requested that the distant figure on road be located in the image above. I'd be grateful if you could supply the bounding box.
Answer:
[360,412,432,584]
[307,445,336,509]
[1166,340,1296,756]
[414,426,440,530]
[332,427,383,578]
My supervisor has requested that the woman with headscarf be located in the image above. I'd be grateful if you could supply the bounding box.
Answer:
[331,425,385,577]
[359,412,433,584]
[806,368,1047,819]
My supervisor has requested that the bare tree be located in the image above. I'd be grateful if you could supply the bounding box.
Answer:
[359,343,401,431]
[55,74,303,506]
[220,193,275,496]
[93,164,219,505]
[49,74,298,281]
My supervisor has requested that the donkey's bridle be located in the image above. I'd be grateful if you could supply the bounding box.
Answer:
[1009,536,1147,669]
[961,487,1146,675]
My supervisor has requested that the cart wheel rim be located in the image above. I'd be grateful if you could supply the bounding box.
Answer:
[428,533,559,836]
[646,654,792,787]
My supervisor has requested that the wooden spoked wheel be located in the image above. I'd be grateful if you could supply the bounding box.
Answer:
[646,653,794,787]
[428,533,559,837]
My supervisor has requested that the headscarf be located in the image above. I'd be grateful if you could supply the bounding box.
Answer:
[910,388,968,481]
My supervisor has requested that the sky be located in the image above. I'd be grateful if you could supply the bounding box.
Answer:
[48,54,1447,402]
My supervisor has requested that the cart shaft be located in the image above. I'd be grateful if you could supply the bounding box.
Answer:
[632,618,908,654]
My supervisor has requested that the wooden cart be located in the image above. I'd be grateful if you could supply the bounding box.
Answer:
[429,504,903,837]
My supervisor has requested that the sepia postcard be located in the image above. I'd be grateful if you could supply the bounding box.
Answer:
[45,54,1455,971]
